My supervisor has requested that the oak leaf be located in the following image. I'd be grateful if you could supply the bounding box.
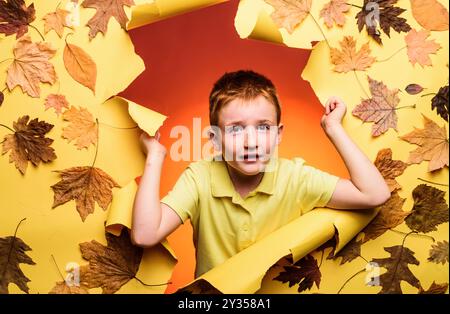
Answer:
[405,29,441,67]
[320,0,350,28]
[360,192,409,243]
[399,115,449,171]
[356,0,411,44]
[0,236,36,294]
[43,8,71,38]
[61,106,98,149]
[81,0,135,40]
[374,148,408,192]
[6,35,57,98]
[405,184,449,233]
[352,76,400,136]
[51,166,120,222]
[273,254,321,292]
[1,115,57,174]
[428,240,449,265]
[63,42,97,93]
[44,94,69,116]
[79,229,143,294]
[330,36,375,73]
[372,245,421,294]
[431,85,448,122]
[265,0,311,34]
[410,0,449,31]
[419,282,449,294]
[0,0,35,38]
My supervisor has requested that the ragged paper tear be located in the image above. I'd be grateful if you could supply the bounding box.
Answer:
[126,0,229,30]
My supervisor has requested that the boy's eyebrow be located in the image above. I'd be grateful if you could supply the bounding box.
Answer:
[225,119,275,125]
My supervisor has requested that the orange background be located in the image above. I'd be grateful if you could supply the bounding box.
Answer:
[119,0,348,293]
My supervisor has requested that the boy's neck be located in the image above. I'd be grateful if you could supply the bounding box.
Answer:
[225,163,264,198]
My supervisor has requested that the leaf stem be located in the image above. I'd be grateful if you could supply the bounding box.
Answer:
[28,24,45,41]
[308,12,330,49]
[346,3,363,9]
[1,218,27,281]
[337,268,365,294]
[420,93,437,98]
[389,229,435,242]
[133,276,172,287]
[0,123,14,132]
[353,71,371,99]
[98,122,139,130]
[91,119,99,168]
[50,254,66,282]
[417,178,449,187]
[0,58,13,65]
[376,46,407,63]
[318,250,324,268]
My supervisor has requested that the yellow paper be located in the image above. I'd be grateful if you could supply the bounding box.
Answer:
[126,97,167,136]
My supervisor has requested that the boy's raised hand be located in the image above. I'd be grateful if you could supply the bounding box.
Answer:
[139,130,167,161]
[320,96,347,132]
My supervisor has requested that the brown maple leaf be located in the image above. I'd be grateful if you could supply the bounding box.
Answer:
[356,0,411,44]
[43,8,72,38]
[374,148,408,192]
[0,236,36,294]
[372,245,421,294]
[273,254,321,292]
[428,240,449,265]
[405,184,449,234]
[6,35,57,98]
[410,0,449,31]
[49,265,90,294]
[81,0,135,40]
[320,0,350,28]
[79,229,143,294]
[352,76,401,136]
[62,106,98,150]
[265,0,312,34]
[330,36,376,73]
[405,29,441,67]
[419,282,449,294]
[327,238,362,265]
[431,85,449,122]
[360,192,409,243]
[44,94,69,116]
[63,42,97,93]
[51,166,120,222]
[0,0,35,38]
[1,115,57,175]
[400,114,449,172]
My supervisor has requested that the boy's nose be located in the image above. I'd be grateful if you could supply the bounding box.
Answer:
[244,126,258,148]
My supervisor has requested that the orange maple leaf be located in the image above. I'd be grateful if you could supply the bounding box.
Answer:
[320,0,350,28]
[42,8,72,38]
[62,106,98,150]
[44,94,70,116]
[265,0,312,34]
[330,36,376,73]
[405,29,441,67]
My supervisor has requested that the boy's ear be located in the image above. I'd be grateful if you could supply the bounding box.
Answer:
[276,124,284,145]
[208,127,221,151]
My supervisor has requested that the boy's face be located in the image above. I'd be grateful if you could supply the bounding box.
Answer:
[211,95,283,175]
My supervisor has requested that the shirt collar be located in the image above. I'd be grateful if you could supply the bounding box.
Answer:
[210,156,277,198]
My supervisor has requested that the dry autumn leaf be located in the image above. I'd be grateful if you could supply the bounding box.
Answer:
[0,236,36,294]
[330,36,376,73]
[405,83,424,95]
[0,0,35,38]
[410,0,449,31]
[428,240,449,265]
[400,114,449,171]
[1,115,57,175]
[81,0,135,40]
[319,0,349,28]
[63,41,97,93]
[62,106,98,150]
[273,254,321,292]
[44,94,69,116]
[405,184,449,234]
[49,265,89,294]
[177,279,221,294]
[79,229,143,294]
[352,76,401,136]
[356,0,411,44]
[0,91,4,106]
[43,8,71,38]
[405,29,441,67]
[431,85,449,122]
[51,166,120,222]
[327,238,362,265]
[264,0,312,34]
[419,282,449,294]
[6,35,57,98]
[374,148,408,192]
[371,245,421,294]
[360,192,409,243]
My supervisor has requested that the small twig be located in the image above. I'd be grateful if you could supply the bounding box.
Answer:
[28,24,45,41]
[418,178,449,187]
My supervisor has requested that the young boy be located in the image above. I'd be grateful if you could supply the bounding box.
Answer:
[131,70,390,278]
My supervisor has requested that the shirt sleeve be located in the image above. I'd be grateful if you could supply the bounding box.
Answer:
[292,158,340,215]
[161,166,199,224]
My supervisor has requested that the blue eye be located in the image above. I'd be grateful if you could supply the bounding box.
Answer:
[256,124,271,132]
[226,125,244,134]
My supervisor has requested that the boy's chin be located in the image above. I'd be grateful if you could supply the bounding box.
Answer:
[235,160,267,175]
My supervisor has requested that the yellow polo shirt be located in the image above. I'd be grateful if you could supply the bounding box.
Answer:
[161,157,339,278]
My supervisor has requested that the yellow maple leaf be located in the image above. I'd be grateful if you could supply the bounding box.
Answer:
[62,106,98,149]
[265,0,312,34]
[43,8,72,38]
[405,29,441,67]
[330,36,376,73]
[320,0,350,28]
